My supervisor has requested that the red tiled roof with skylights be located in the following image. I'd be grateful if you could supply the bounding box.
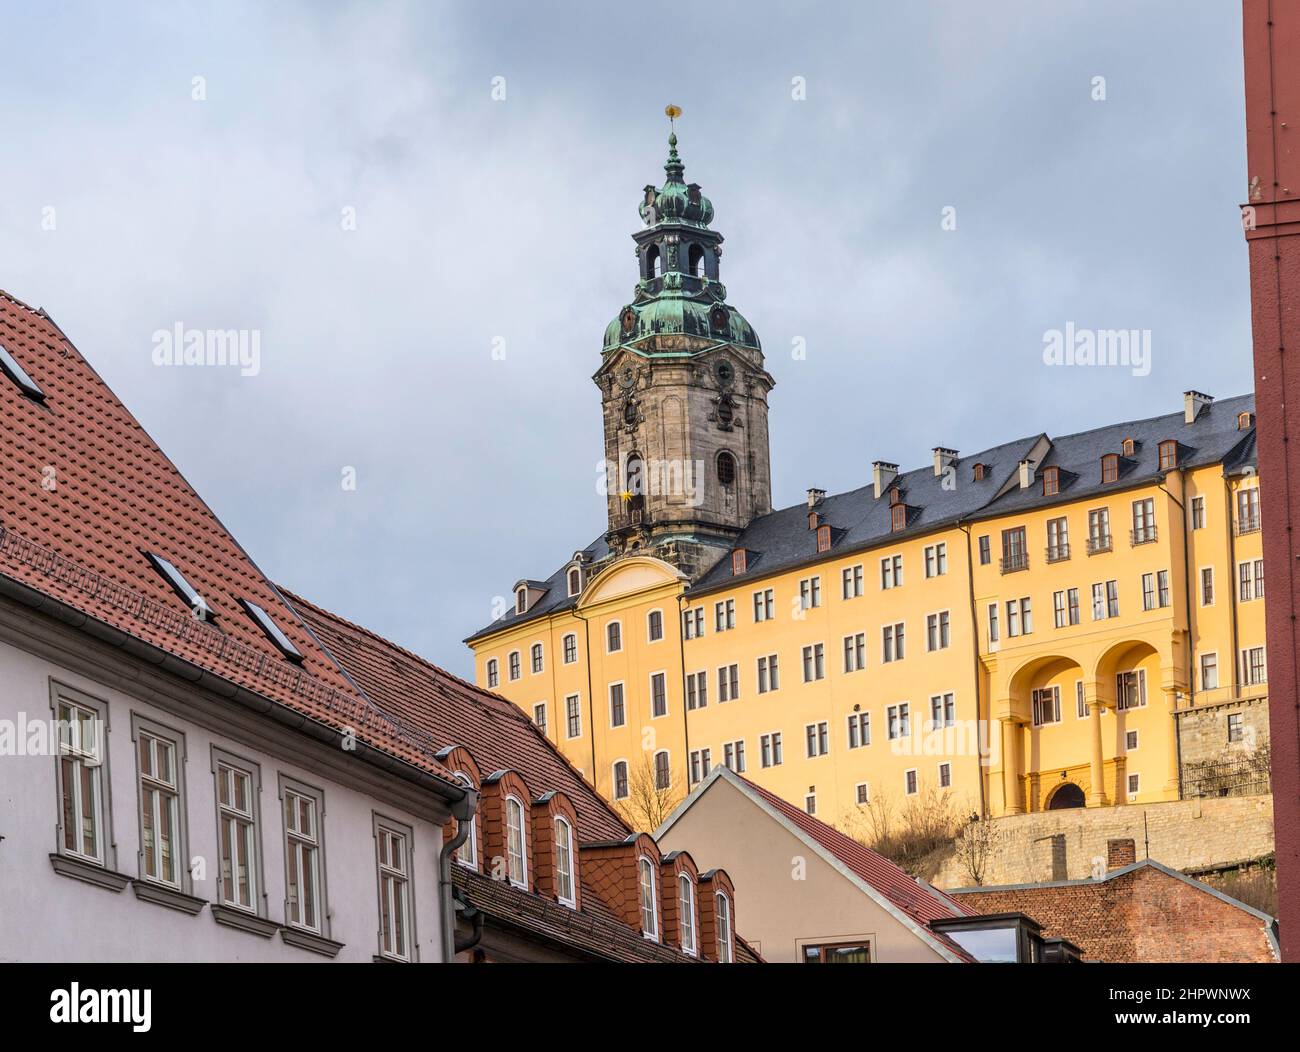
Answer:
[0,289,454,783]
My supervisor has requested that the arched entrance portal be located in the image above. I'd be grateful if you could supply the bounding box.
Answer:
[1047,783,1086,810]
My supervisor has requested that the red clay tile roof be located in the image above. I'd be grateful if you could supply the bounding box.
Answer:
[283,588,630,844]
[740,774,967,927]
[0,290,454,784]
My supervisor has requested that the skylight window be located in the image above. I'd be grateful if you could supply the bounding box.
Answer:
[239,599,304,664]
[0,342,46,401]
[144,552,213,622]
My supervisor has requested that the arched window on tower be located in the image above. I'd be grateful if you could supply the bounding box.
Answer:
[688,243,705,277]
[625,453,646,522]
[646,244,661,278]
[716,451,737,488]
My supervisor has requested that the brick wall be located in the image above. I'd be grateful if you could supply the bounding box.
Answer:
[934,794,1274,888]
[952,864,1277,962]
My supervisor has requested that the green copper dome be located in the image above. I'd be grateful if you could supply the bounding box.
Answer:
[603,131,760,357]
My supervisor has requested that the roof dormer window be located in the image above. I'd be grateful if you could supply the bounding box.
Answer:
[890,503,907,532]
[1121,437,1135,456]
[816,524,832,553]
[731,549,747,576]
[506,795,529,889]
[515,586,528,615]
[715,890,734,963]
[972,463,986,481]
[1042,466,1060,497]
[1158,439,1178,471]
[1238,411,1254,430]
[807,510,819,530]
[1101,454,1119,484]
[567,567,582,597]
[554,817,576,907]
[638,856,660,941]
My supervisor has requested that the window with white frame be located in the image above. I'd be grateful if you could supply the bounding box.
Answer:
[802,643,825,682]
[843,632,866,672]
[882,622,905,662]
[215,754,260,912]
[804,792,817,815]
[1200,567,1215,606]
[1228,713,1244,743]
[678,874,697,955]
[654,750,671,790]
[1006,597,1032,636]
[987,603,999,644]
[647,610,664,642]
[505,795,528,888]
[530,642,544,674]
[926,611,951,651]
[1191,495,1206,529]
[686,670,708,710]
[562,633,577,664]
[1125,730,1139,752]
[638,857,659,940]
[609,683,626,728]
[554,817,576,907]
[135,722,182,887]
[799,576,822,610]
[1127,773,1140,797]
[565,694,581,738]
[887,703,910,740]
[683,606,705,639]
[375,817,412,961]
[1158,570,1170,607]
[842,564,864,599]
[714,598,736,631]
[847,712,870,749]
[924,543,948,577]
[689,748,712,784]
[930,692,955,730]
[606,621,623,653]
[760,732,783,768]
[880,554,903,589]
[613,760,629,800]
[904,769,918,795]
[855,782,870,805]
[723,740,746,773]
[486,658,499,688]
[805,721,829,758]
[753,589,775,622]
[453,773,478,870]
[1241,646,1267,686]
[1239,559,1265,602]
[1076,681,1089,718]
[533,702,548,735]
[1031,686,1061,726]
[508,651,521,681]
[650,672,668,717]
[1116,670,1147,710]
[757,654,780,693]
[938,762,951,788]
[715,892,734,962]
[717,664,739,702]
[282,781,324,933]
[1200,653,1219,691]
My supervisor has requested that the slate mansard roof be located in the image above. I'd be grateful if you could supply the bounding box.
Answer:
[470,392,1257,638]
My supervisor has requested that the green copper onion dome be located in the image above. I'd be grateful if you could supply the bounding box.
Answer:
[638,132,715,228]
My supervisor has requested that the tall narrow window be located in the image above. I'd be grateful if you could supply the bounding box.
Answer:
[654,750,671,790]
[651,672,668,717]
[554,817,576,907]
[609,683,626,727]
[137,727,181,887]
[506,796,528,888]
[486,658,499,688]
[647,610,664,641]
[715,892,734,962]
[716,450,737,486]
[606,621,622,653]
[613,760,630,800]
[283,785,322,933]
[639,857,659,940]
[678,874,697,955]
[216,758,259,911]
[375,819,412,961]
[55,696,106,865]
[563,633,578,664]
[565,694,582,738]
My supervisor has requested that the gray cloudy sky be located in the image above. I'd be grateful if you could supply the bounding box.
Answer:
[0,0,1251,676]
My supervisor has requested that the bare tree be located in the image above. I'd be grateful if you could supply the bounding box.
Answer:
[613,754,683,832]
[953,814,1001,886]
[838,787,966,880]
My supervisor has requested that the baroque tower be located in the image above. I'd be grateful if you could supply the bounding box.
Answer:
[595,127,774,577]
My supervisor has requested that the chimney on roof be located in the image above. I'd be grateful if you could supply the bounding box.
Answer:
[1107,838,1137,871]
[806,488,826,508]
[1018,459,1035,490]
[932,447,958,478]
[1184,390,1214,424]
[872,461,898,497]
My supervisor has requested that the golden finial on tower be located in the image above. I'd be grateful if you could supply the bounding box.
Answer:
[665,104,682,132]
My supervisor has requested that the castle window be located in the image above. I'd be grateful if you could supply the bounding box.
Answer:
[731,549,747,575]
[567,567,581,597]
[890,503,907,532]
[554,818,576,908]
[1042,466,1060,496]
[1158,440,1178,471]
[817,524,832,552]
[1101,454,1119,484]
[505,795,528,889]
[717,451,737,487]
[646,244,661,278]
[1238,411,1253,430]
[807,511,819,530]
[638,857,660,941]
[486,658,499,688]
[626,453,645,496]
[972,463,986,481]
[1121,437,1135,456]
[515,586,527,614]
[688,243,705,277]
